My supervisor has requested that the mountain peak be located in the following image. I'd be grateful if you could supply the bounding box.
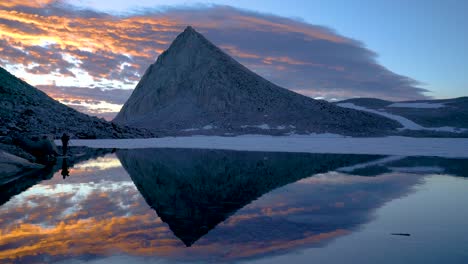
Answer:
[175,26,203,41]
[184,25,195,33]
[146,25,229,75]
[114,27,400,136]
[171,25,211,49]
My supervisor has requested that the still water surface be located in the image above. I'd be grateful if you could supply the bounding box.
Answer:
[0,148,467,263]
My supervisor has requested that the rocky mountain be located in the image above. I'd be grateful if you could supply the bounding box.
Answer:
[117,148,379,246]
[0,66,152,139]
[114,26,400,136]
[337,97,468,137]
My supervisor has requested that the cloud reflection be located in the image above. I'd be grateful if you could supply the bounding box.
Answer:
[0,150,437,263]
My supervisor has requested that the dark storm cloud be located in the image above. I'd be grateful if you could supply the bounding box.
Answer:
[0,1,428,110]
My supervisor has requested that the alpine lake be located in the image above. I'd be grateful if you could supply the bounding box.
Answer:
[1,147,467,263]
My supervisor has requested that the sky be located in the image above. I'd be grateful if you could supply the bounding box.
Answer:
[1,0,466,119]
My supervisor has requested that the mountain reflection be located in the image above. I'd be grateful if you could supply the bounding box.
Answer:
[340,156,468,178]
[2,149,464,263]
[116,149,380,246]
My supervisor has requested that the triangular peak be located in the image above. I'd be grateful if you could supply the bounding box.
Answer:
[171,25,210,46]
[184,25,195,32]
[113,27,400,136]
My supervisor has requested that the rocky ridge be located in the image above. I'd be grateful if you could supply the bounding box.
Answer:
[0,66,152,139]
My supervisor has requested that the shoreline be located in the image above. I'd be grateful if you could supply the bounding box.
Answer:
[55,135,468,158]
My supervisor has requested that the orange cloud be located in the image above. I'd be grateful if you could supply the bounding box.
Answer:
[230,15,350,44]
[0,1,426,120]
[0,214,180,260]
[0,2,360,82]
[0,0,57,8]
[0,211,349,263]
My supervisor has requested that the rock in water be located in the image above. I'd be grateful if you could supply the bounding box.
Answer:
[0,67,152,138]
[114,26,400,136]
[0,151,44,185]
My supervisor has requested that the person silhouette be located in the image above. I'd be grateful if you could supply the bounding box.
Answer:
[61,158,70,179]
[61,133,70,156]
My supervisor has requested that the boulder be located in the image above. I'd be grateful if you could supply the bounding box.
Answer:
[12,134,59,159]
[0,151,44,185]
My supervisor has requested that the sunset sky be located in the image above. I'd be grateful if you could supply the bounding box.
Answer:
[1,0,466,119]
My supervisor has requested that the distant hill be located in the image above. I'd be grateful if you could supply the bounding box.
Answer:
[0,67,152,139]
[337,97,468,137]
[114,26,399,136]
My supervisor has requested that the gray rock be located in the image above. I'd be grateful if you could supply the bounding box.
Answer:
[12,134,59,158]
[0,151,44,184]
[0,143,36,162]
[114,26,400,136]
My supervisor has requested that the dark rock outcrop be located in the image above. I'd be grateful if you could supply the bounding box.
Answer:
[0,151,44,185]
[0,66,153,139]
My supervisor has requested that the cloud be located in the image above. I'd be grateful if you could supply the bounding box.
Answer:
[0,1,428,118]
[37,85,132,105]
[35,85,132,119]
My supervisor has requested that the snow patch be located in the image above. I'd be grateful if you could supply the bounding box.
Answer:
[337,156,405,172]
[256,124,270,130]
[241,124,297,130]
[182,125,216,131]
[389,102,446,109]
[337,103,467,133]
[182,128,199,132]
[307,133,345,138]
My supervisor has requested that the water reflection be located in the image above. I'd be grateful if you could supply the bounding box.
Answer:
[0,148,112,207]
[339,156,468,178]
[0,148,467,263]
[117,149,380,247]
[60,158,70,179]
